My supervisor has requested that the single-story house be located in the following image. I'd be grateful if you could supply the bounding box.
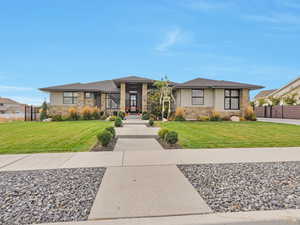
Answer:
[40,75,263,119]
[254,76,300,105]
[0,97,25,118]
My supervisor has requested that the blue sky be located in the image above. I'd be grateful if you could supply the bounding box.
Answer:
[0,0,300,105]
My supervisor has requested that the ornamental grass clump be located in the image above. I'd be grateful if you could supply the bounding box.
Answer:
[97,130,112,147]
[174,107,186,121]
[165,131,178,145]
[244,106,257,121]
[68,107,79,120]
[114,117,123,127]
[105,126,116,138]
[92,107,101,120]
[209,110,222,121]
[81,106,93,120]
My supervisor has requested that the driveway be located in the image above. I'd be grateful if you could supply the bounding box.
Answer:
[258,118,300,125]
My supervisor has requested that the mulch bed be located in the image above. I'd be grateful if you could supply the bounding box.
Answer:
[90,138,117,151]
[155,137,182,149]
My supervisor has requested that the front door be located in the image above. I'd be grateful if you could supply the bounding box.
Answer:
[129,94,137,113]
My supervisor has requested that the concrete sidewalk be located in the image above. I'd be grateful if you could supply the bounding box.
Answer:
[1,147,300,171]
[258,117,300,125]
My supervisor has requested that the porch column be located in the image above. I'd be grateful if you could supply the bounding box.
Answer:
[120,83,126,112]
[100,93,106,111]
[240,89,249,115]
[142,83,148,112]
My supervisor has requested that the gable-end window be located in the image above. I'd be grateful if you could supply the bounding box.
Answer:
[192,89,204,105]
[224,89,240,110]
[63,92,78,104]
[106,93,120,109]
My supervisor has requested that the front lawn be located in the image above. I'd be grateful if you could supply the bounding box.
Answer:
[0,121,113,154]
[159,121,300,148]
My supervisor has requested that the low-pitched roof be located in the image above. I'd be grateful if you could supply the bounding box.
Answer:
[0,97,24,105]
[254,89,277,99]
[174,77,264,90]
[113,75,155,84]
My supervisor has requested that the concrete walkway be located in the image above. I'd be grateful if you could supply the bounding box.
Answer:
[114,138,163,151]
[258,117,300,125]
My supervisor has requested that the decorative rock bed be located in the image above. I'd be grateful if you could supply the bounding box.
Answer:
[178,162,300,212]
[0,167,106,225]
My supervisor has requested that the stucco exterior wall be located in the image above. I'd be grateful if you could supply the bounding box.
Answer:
[175,89,214,107]
[50,92,65,105]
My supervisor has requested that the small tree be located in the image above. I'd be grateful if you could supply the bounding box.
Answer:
[268,96,281,106]
[283,93,298,105]
[40,101,48,121]
[258,98,266,107]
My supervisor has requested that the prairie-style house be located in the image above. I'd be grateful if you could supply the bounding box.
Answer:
[40,75,263,119]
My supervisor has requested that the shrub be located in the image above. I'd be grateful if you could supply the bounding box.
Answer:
[283,93,298,105]
[148,119,154,126]
[109,115,117,121]
[165,131,178,145]
[100,115,108,120]
[174,107,185,121]
[158,128,169,140]
[81,106,93,120]
[92,107,101,120]
[221,115,231,121]
[268,97,281,106]
[209,110,222,121]
[97,130,112,147]
[142,111,150,120]
[198,115,209,121]
[105,126,116,138]
[244,106,257,121]
[258,98,267,107]
[68,107,79,120]
[114,117,123,127]
[174,115,186,121]
[118,111,125,120]
[51,114,64,121]
[113,111,118,116]
[39,101,48,121]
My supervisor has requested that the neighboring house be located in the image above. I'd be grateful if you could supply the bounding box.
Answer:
[40,75,263,119]
[0,97,25,118]
[254,77,300,105]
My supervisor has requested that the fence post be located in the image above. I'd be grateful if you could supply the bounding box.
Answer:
[270,106,273,118]
[30,105,33,121]
[282,105,284,119]
[24,105,27,121]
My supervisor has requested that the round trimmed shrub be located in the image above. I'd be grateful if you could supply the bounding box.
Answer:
[118,111,125,120]
[97,130,112,147]
[165,131,178,145]
[158,128,169,140]
[105,126,116,138]
[148,119,154,126]
[114,117,123,127]
[142,112,150,120]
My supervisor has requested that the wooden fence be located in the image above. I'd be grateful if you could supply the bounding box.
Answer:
[255,105,300,119]
[25,105,39,121]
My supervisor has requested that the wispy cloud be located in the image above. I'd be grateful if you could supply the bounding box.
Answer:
[156,27,183,52]
[8,96,46,105]
[0,85,34,91]
[180,0,234,11]
[244,12,300,25]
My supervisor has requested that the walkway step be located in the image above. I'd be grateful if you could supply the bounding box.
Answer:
[114,138,163,151]
[116,125,159,137]
[89,165,211,220]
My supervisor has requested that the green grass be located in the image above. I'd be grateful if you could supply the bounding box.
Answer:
[158,121,300,148]
[0,121,113,154]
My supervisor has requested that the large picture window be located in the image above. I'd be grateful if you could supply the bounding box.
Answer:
[63,92,78,104]
[224,89,240,110]
[106,93,120,109]
[192,89,204,105]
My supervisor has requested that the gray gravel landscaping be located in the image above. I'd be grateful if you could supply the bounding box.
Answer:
[0,167,106,225]
[178,162,300,213]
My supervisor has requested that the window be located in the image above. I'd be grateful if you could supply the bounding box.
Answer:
[63,92,78,104]
[224,89,240,110]
[85,92,92,98]
[192,89,204,105]
[106,94,120,109]
[0,103,3,106]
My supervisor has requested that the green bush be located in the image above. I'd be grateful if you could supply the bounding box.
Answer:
[165,131,178,145]
[174,115,186,121]
[158,128,169,139]
[118,111,125,120]
[51,114,64,121]
[114,117,123,127]
[142,111,150,120]
[40,101,48,121]
[97,130,112,147]
[148,119,154,126]
[105,126,116,138]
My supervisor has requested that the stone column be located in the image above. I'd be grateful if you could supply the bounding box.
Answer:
[100,93,106,111]
[142,83,148,112]
[120,83,126,112]
[240,89,249,115]
[77,92,85,108]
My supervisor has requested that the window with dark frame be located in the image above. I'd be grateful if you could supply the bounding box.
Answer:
[106,93,120,109]
[85,92,92,98]
[63,92,78,104]
[224,89,240,110]
[192,89,204,105]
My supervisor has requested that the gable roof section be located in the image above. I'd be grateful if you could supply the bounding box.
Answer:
[0,97,23,105]
[269,76,300,97]
[113,75,155,84]
[39,80,119,93]
[174,77,264,90]
[254,89,277,99]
